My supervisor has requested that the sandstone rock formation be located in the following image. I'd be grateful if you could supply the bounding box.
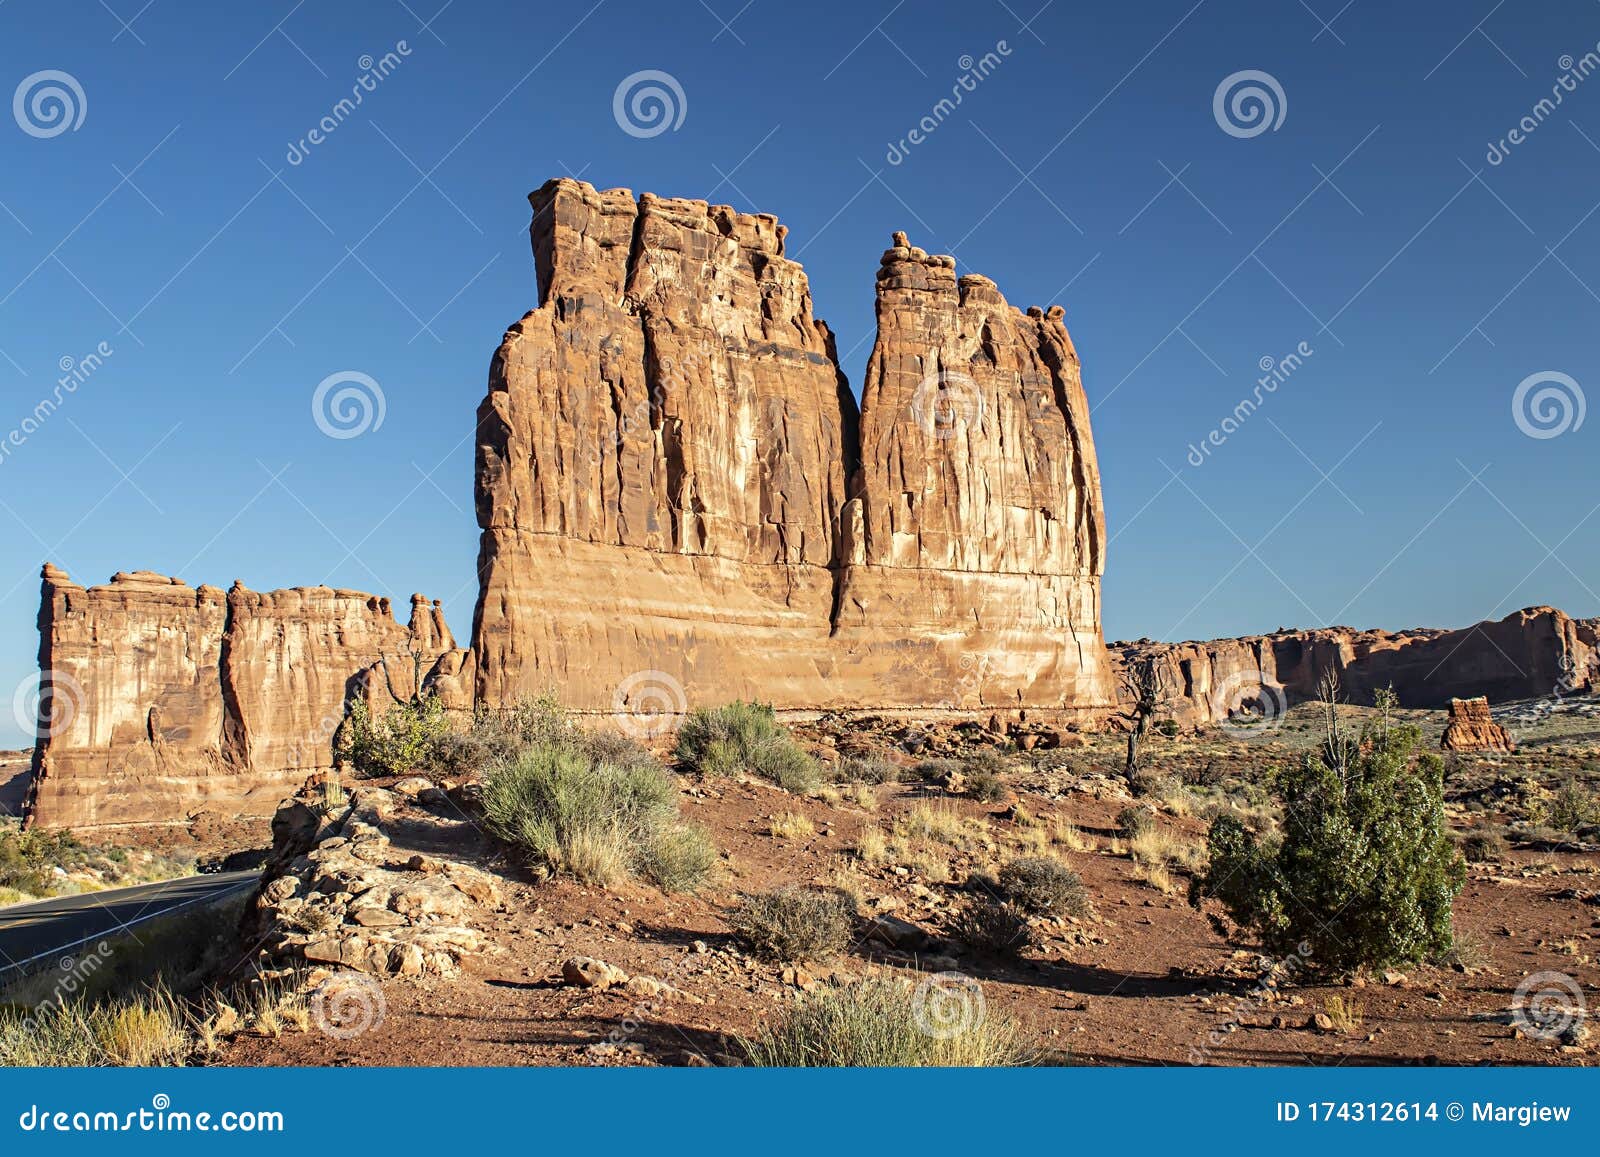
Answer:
[0,750,30,817]
[1114,606,1598,726]
[252,780,500,978]
[1440,696,1515,753]
[25,566,468,830]
[472,179,1115,720]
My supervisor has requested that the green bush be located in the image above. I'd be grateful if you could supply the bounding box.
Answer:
[1154,719,1181,738]
[997,855,1090,917]
[1537,779,1600,834]
[1190,689,1465,972]
[743,978,1030,1067]
[336,695,452,778]
[479,734,711,890]
[0,824,90,895]
[675,701,821,793]
[727,886,856,962]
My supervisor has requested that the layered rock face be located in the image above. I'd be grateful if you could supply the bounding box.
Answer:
[26,567,466,829]
[1114,606,1599,726]
[834,235,1110,707]
[1441,696,1515,753]
[472,179,1115,717]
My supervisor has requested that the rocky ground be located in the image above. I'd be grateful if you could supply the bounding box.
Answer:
[205,697,1600,1068]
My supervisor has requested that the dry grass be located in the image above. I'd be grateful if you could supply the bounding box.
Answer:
[896,802,992,853]
[769,811,816,840]
[1052,820,1091,852]
[1128,826,1205,874]
[743,978,1032,1067]
[855,825,891,865]
[1130,860,1179,895]
[846,783,879,812]
[1325,995,1363,1034]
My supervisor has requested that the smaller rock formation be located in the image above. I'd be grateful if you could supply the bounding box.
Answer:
[1441,697,1515,753]
[252,780,501,979]
[26,566,471,830]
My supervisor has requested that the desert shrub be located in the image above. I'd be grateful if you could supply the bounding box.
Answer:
[727,886,856,962]
[834,755,902,784]
[337,695,452,778]
[950,895,1033,955]
[1154,718,1181,738]
[0,823,91,896]
[1116,805,1156,840]
[912,758,964,783]
[398,692,582,779]
[964,765,1008,803]
[480,735,709,889]
[638,823,717,894]
[675,701,821,793]
[1458,827,1507,863]
[743,977,1030,1067]
[997,855,1090,917]
[1190,688,1465,972]
[1535,779,1600,834]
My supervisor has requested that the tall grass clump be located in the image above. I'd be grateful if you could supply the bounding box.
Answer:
[675,700,821,793]
[743,978,1031,1067]
[0,987,190,1067]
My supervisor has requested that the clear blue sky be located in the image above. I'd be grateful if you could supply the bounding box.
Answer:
[2,0,1597,745]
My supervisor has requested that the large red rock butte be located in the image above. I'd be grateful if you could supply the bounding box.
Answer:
[470,179,1115,719]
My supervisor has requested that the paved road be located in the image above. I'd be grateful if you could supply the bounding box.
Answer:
[0,870,258,980]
